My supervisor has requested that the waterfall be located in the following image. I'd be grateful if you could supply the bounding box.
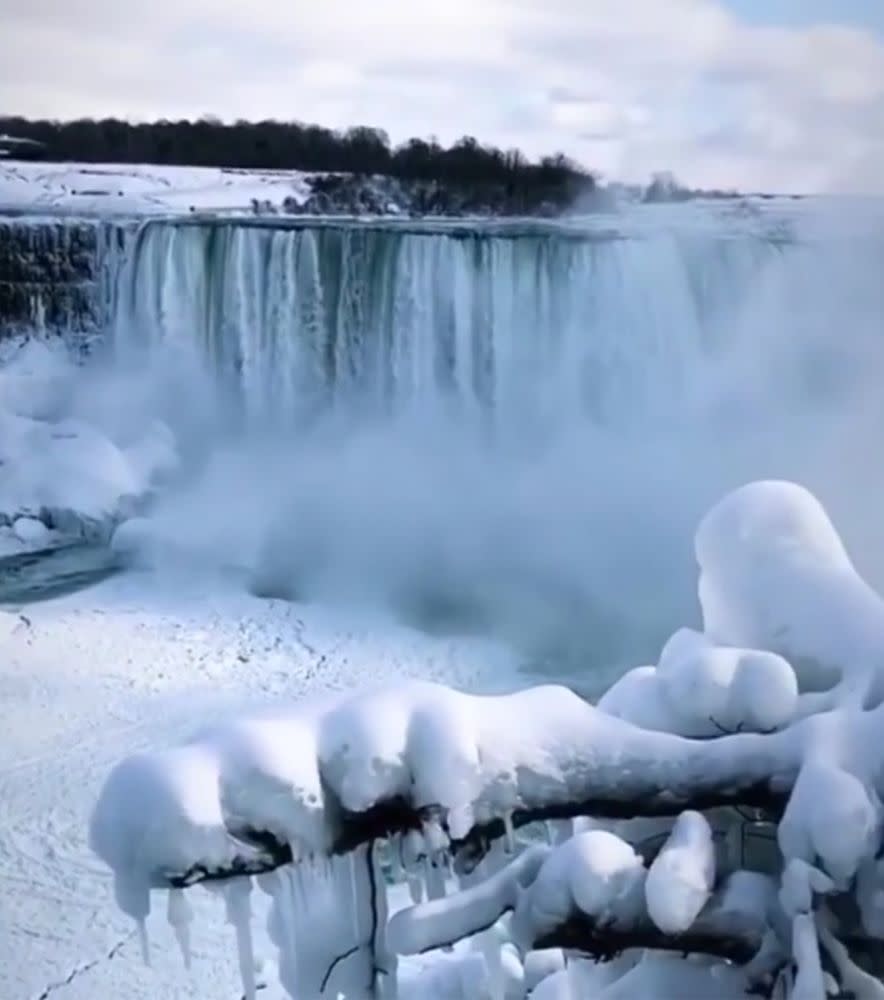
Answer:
[113,217,779,433]
[97,207,884,679]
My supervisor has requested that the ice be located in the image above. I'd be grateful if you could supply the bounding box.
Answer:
[224,878,257,1000]
[11,515,51,545]
[644,810,714,934]
[0,338,178,541]
[522,950,565,993]
[166,887,194,968]
[389,846,549,957]
[791,913,825,1000]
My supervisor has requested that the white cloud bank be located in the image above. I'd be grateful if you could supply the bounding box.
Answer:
[2,0,883,193]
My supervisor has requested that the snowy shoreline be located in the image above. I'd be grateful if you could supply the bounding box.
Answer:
[0,566,523,999]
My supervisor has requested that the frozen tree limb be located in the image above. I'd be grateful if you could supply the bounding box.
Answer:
[390,829,775,967]
[90,683,807,893]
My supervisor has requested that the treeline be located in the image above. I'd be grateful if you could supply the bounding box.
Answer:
[0,117,593,206]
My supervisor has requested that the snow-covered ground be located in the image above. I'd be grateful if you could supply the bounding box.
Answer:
[0,160,316,217]
[0,567,520,999]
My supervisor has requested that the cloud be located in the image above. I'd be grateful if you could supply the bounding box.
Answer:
[1,0,883,192]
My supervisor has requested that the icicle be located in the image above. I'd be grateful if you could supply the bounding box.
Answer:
[407,872,424,904]
[422,815,449,855]
[137,919,151,967]
[348,851,362,941]
[503,810,515,854]
[402,828,425,868]
[544,820,554,845]
[224,877,257,1000]
[166,887,194,969]
[390,835,406,883]
[424,855,446,901]
[113,873,151,967]
[475,927,504,1000]
[447,803,475,841]
[256,872,277,896]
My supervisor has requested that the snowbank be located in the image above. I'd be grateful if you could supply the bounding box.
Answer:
[0,160,314,217]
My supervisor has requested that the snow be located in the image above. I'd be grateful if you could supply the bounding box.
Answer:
[77,478,884,998]
[0,567,520,999]
[0,160,315,216]
[644,810,714,934]
[0,338,178,547]
[598,628,798,738]
[512,831,646,946]
[697,480,884,708]
[5,343,884,1000]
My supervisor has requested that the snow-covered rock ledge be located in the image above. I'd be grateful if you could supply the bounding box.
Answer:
[89,480,884,999]
[0,338,177,555]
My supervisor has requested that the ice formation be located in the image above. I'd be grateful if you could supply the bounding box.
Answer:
[89,479,884,998]
[0,338,178,547]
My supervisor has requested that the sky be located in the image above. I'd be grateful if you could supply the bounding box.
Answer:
[1,0,883,193]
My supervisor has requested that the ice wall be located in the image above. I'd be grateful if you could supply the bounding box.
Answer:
[0,217,129,341]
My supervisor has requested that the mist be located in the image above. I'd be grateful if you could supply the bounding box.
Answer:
[83,202,884,686]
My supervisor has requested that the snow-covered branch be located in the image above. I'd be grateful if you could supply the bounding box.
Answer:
[90,682,805,897]
[390,828,773,966]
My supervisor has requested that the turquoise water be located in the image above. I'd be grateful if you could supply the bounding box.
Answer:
[0,542,120,605]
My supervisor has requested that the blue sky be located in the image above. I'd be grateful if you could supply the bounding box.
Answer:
[729,0,884,35]
[2,0,883,193]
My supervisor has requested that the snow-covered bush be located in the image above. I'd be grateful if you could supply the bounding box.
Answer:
[89,480,884,998]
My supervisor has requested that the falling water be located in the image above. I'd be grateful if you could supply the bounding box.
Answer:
[98,203,884,680]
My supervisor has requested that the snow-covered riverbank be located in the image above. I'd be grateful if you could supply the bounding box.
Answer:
[0,568,520,999]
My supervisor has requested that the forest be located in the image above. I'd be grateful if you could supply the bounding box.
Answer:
[0,116,594,210]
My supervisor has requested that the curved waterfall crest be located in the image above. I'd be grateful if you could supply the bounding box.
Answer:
[111,217,783,431]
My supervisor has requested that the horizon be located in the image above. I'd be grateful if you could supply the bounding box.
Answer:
[3,0,883,196]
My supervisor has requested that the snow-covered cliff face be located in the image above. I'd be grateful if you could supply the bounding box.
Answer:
[0,218,128,341]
